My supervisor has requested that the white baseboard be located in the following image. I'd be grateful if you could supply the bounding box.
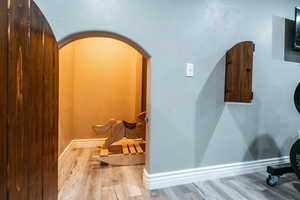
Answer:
[58,141,75,190]
[58,141,73,164]
[143,156,289,190]
[71,138,106,149]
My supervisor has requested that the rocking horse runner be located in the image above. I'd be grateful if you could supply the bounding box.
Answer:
[92,112,147,166]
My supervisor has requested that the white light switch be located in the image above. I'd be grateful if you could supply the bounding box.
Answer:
[186,63,194,77]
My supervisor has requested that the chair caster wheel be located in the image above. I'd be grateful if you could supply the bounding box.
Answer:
[266,175,279,187]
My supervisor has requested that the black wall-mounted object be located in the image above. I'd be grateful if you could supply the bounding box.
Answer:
[294,7,300,50]
[284,18,300,63]
[294,83,300,114]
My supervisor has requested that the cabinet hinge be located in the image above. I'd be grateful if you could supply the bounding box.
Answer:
[250,92,254,99]
[225,88,231,93]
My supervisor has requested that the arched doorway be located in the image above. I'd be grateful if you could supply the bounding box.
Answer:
[57,32,151,199]
[59,31,151,59]
[59,31,150,119]
[0,0,152,198]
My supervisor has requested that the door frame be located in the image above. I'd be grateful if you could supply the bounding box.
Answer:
[59,31,150,59]
[58,30,152,173]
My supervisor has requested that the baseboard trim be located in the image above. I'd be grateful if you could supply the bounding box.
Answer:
[143,156,289,190]
[71,138,106,149]
[58,141,73,163]
[58,141,74,190]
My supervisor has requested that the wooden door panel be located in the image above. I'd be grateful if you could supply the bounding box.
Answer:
[1,1,58,199]
[42,20,58,200]
[27,5,45,199]
[141,57,147,112]
[7,0,30,199]
[0,0,8,199]
[225,49,241,101]
[225,41,254,103]
[240,42,254,102]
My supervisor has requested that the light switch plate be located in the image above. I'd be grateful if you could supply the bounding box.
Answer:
[186,63,194,77]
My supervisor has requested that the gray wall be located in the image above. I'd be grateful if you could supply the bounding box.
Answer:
[34,0,300,173]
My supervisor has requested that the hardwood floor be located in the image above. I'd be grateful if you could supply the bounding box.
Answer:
[59,148,300,200]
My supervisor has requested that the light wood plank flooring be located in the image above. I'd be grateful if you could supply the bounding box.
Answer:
[59,148,300,200]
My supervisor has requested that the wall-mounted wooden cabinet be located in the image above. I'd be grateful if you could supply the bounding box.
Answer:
[224,41,254,103]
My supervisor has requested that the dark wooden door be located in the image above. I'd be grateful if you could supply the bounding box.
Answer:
[225,41,254,103]
[141,57,148,112]
[0,0,8,199]
[1,1,58,199]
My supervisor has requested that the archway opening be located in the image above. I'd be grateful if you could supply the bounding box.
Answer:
[57,32,150,198]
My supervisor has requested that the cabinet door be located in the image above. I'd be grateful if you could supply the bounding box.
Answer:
[240,42,254,102]
[225,41,254,103]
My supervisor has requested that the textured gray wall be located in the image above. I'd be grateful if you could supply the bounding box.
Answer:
[34,0,300,173]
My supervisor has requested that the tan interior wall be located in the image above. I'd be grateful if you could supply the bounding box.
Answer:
[59,37,143,153]
[59,43,74,155]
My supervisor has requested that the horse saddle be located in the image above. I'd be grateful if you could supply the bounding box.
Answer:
[123,121,137,129]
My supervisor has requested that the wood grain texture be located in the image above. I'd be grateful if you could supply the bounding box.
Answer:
[96,153,146,166]
[27,5,44,199]
[60,147,300,200]
[240,42,254,102]
[58,146,81,191]
[42,14,58,200]
[0,0,8,199]
[141,57,148,112]
[95,139,145,166]
[59,148,151,200]
[1,1,58,199]
[225,41,254,103]
[7,0,30,199]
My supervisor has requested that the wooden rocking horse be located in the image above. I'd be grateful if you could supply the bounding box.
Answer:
[92,112,147,166]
